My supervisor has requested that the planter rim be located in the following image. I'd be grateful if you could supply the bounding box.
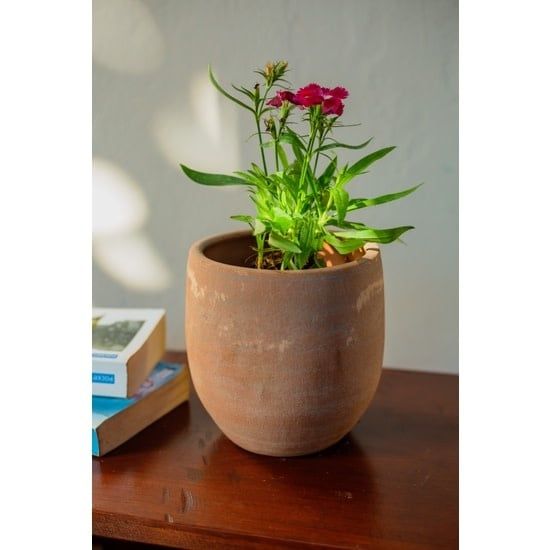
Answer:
[189,230,380,276]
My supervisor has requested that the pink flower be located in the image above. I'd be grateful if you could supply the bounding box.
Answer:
[294,83,324,107]
[294,83,349,116]
[325,86,349,100]
[322,96,345,116]
[267,90,297,107]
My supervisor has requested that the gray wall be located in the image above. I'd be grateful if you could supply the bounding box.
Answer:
[93,0,458,373]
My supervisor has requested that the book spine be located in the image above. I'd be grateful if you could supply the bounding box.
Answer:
[92,358,128,397]
[92,428,100,456]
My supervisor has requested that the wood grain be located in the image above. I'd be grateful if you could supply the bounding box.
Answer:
[93,351,458,549]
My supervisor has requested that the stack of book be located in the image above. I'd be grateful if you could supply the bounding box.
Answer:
[92,308,190,456]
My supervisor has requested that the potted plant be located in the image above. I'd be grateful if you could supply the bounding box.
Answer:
[181,61,419,456]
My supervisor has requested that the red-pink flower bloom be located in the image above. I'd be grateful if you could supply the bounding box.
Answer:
[322,96,345,116]
[325,86,348,100]
[294,83,349,116]
[267,90,297,107]
[294,83,325,107]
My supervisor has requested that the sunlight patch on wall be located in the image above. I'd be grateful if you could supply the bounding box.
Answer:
[94,232,171,292]
[93,158,148,237]
[93,0,164,74]
[189,74,222,145]
[152,72,240,175]
[93,157,172,292]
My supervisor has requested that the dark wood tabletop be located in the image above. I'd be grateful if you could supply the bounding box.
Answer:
[93,352,458,549]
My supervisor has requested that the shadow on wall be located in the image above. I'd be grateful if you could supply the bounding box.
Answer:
[93,157,172,292]
[92,0,240,295]
[93,0,165,75]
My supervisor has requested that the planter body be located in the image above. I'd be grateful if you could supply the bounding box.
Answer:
[185,231,384,456]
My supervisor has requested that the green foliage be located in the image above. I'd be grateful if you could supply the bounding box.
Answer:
[180,61,420,270]
[180,165,249,186]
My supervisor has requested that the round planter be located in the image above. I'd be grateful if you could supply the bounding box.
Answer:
[185,230,384,457]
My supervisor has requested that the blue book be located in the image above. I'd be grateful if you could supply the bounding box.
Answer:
[92,361,190,456]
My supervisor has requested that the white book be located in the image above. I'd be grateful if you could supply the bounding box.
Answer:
[92,308,166,397]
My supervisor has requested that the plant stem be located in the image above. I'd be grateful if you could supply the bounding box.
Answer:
[256,233,265,269]
[255,118,268,175]
[254,84,273,175]
[296,110,324,216]
[297,118,316,197]
[274,140,279,171]
[312,127,325,176]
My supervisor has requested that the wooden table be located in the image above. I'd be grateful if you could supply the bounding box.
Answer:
[93,352,458,549]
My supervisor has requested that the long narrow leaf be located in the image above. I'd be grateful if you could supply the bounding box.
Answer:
[208,65,255,114]
[279,129,305,163]
[332,187,349,225]
[334,225,414,243]
[230,214,253,223]
[280,130,306,151]
[347,146,396,179]
[276,143,289,169]
[324,233,365,255]
[316,137,373,153]
[231,84,255,100]
[180,164,250,186]
[268,232,301,253]
[347,184,422,211]
[230,215,254,230]
[234,171,264,186]
[325,219,367,230]
[318,157,337,188]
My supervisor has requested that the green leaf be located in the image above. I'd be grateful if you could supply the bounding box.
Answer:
[346,146,396,179]
[332,187,349,225]
[279,171,300,199]
[276,143,289,169]
[280,129,306,149]
[326,219,366,230]
[208,65,255,114]
[268,232,301,253]
[230,214,253,223]
[331,122,362,128]
[280,129,305,162]
[347,184,422,211]
[318,157,337,188]
[324,232,365,254]
[271,206,293,233]
[316,137,373,153]
[234,170,261,185]
[251,163,267,178]
[180,164,250,186]
[334,225,414,243]
[254,218,267,235]
[231,84,256,100]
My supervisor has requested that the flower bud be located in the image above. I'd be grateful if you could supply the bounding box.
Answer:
[264,62,274,79]
[273,60,288,81]
[264,116,277,139]
[279,102,291,126]
[263,60,288,85]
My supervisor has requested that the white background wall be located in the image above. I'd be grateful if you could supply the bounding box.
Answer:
[93,0,458,373]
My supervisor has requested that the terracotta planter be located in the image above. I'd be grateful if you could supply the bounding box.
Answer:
[185,231,384,456]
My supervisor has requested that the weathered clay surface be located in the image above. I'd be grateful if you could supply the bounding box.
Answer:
[185,231,385,456]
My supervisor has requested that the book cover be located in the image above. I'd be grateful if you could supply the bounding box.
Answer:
[92,361,189,456]
[92,307,166,397]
